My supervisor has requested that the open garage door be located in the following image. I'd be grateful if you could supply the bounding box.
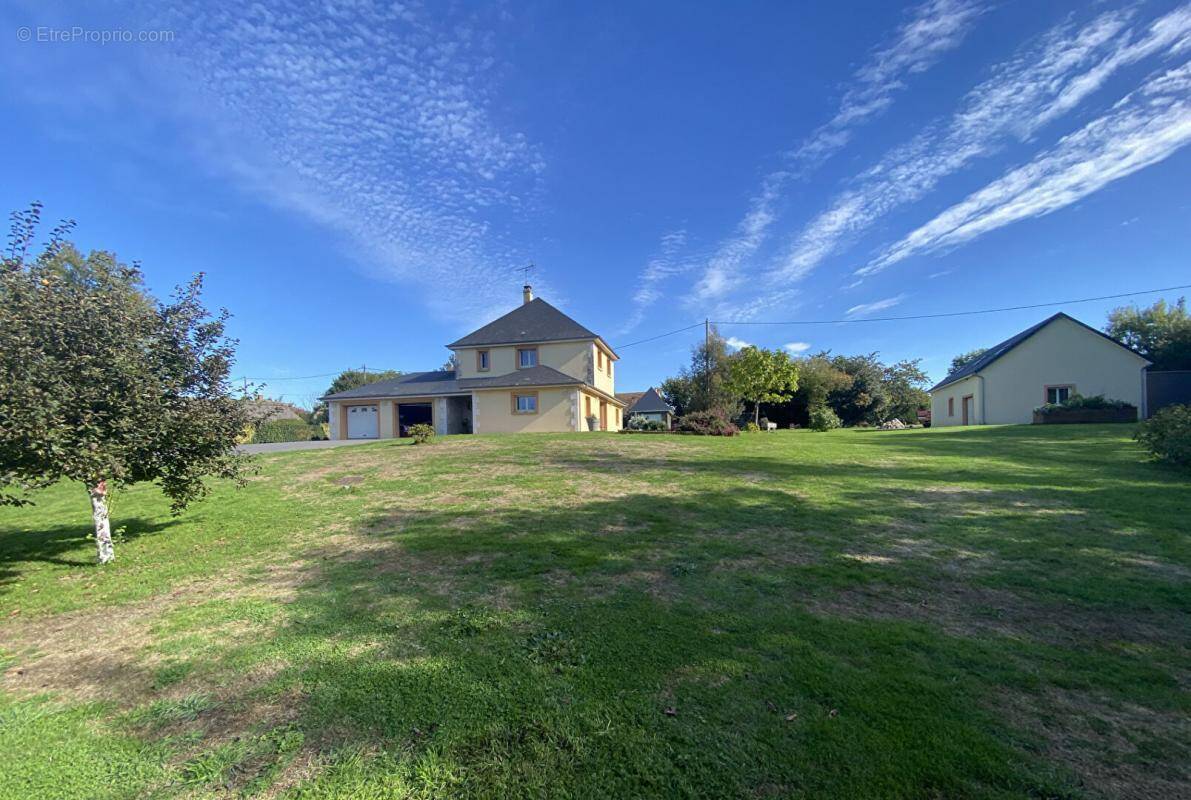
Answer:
[397,402,433,437]
[346,405,379,439]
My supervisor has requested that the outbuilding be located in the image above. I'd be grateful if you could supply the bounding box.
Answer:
[929,312,1150,426]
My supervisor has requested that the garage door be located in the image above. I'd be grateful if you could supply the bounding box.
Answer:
[346,405,379,439]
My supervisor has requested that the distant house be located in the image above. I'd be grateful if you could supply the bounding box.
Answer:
[929,312,1149,426]
[621,387,674,429]
[322,286,625,438]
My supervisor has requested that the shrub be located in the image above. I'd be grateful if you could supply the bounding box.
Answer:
[744,422,761,433]
[407,423,435,444]
[627,416,665,431]
[1035,394,1134,414]
[251,419,321,443]
[675,409,739,436]
[808,406,842,432]
[1135,404,1191,467]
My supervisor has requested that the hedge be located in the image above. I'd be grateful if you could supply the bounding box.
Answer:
[251,419,324,444]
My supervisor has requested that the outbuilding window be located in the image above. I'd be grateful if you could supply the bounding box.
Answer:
[948,397,954,417]
[1045,385,1074,404]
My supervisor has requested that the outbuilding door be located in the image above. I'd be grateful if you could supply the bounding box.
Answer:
[961,395,974,426]
[347,405,379,439]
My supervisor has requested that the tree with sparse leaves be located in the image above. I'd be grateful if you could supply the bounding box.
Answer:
[949,348,988,373]
[0,204,254,563]
[1106,298,1191,371]
[725,346,800,427]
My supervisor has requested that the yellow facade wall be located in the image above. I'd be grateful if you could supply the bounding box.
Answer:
[473,387,577,434]
[578,389,622,432]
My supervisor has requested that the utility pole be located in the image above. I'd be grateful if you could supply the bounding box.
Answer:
[704,318,711,402]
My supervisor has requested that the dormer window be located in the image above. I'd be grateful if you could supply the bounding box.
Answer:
[518,348,537,368]
[476,350,490,372]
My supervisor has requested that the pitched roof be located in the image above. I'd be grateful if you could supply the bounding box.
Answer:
[447,297,604,350]
[616,391,646,408]
[626,387,672,414]
[322,371,460,400]
[458,365,582,390]
[929,312,1148,392]
[320,365,587,400]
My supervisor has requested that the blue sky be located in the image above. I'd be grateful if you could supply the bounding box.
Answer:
[3,0,1189,407]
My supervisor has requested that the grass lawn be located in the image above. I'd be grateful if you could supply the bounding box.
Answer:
[1,425,1188,799]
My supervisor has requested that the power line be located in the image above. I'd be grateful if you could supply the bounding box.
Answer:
[613,322,706,350]
[716,284,1191,326]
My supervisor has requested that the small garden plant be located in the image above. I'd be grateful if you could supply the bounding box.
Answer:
[1135,404,1191,467]
[407,423,435,444]
[808,405,842,431]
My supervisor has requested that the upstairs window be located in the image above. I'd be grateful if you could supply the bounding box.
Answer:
[1046,385,1074,404]
[597,350,603,370]
[476,350,490,371]
[518,348,537,368]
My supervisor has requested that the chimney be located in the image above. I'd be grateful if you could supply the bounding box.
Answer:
[522,284,533,304]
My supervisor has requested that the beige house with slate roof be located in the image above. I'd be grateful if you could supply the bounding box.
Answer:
[323,286,626,438]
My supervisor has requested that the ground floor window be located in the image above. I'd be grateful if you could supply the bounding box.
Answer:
[1045,385,1074,404]
[513,393,538,414]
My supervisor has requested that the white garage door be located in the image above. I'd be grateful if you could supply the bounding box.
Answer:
[346,405,379,439]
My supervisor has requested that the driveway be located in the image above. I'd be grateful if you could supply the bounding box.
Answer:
[237,438,382,455]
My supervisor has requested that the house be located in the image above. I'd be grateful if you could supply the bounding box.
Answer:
[323,286,625,438]
[929,312,1149,427]
[621,387,674,429]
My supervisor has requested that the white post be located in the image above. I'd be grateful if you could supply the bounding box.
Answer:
[88,480,114,564]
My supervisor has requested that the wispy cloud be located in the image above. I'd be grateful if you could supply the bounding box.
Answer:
[783,341,812,354]
[686,0,982,307]
[794,0,986,169]
[139,2,546,323]
[621,229,691,333]
[771,5,1191,285]
[725,336,753,351]
[861,61,1191,273]
[846,294,907,317]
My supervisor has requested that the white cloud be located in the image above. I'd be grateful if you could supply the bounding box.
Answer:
[783,341,812,354]
[862,61,1191,274]
[621,229,692,333]
[724,336,753,351]
[794,0,986,169]
[770,5,1191,285]
[686,0,982,307]
[846,294,907,317]
[131,2,547,323]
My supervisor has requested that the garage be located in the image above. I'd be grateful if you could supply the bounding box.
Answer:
[397,402,433,437]
[346,404,379,439]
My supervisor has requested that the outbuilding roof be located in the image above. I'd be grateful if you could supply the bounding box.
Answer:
[626,387,672,414]
[447,297,609,352]
[929,312,1147,392]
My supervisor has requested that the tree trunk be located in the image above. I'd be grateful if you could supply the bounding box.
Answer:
[88,480,114,564]
[754,402,761,427]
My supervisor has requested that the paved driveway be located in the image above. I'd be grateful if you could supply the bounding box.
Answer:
[237,438,382,455]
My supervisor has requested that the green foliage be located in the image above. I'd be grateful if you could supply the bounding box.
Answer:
[251,419,323,443]
[826,353,888,426]
[1035,394,1135,415]
[0,204,251,516]
[626,415,665,431]
[744,421,761,433]
[949,348,988,373]
[666,325,740,417]
[1106,297,1191,370]
[659,375,696,417]
[808,405,842,431]
[882,359,931,423]
[675,409,739,436]
[1135,404,1191,466]
[725,345,800,426]
[313,368,402,423]
[407,423,435,444]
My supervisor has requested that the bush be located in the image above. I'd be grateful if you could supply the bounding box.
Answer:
[407,423,435,444]
[1035,394,1134,414]
[744,421,761,433]
[627,416,665,432]
[675,409,739,436]
[251,419,322,443]
[808,406,842,432]
[1135,405,1191,467]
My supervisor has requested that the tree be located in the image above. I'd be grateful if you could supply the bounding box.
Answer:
[312,368,401,423]
[785,353,850,427]
[949,348,988,373]
[659,375,696,417]
[1,205,253,563]
[1106,298,1191,370]
[883,359,930,423]
[725,346,800,426]
[668,325,739,416]
[827,353,889,426]
[440,353,459,372]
